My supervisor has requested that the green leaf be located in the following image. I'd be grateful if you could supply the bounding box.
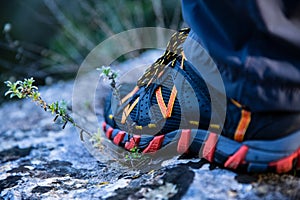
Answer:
[16,93,23,98]
[32,91,40,101]
[49,102,56,114]
[112,72,118,79]
[4,90,12,96]
[4,81,12,87]
[32,86,38,90]
[58,100,67,116]
[15,80,22,86]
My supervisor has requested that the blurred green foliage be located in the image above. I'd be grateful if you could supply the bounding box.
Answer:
[0,0,183,105]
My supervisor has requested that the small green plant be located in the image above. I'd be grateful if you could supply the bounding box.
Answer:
[91,128,103,150]
[4,77,92,136]
[98,66,143,160]
[5,78,38,99]
[4,67,143,161]
[125,146,142,160]
[97,66,118,89]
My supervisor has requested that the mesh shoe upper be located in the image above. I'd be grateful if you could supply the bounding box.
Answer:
[105,57,213,137]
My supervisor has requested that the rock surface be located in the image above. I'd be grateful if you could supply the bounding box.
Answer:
[0,51,300,200]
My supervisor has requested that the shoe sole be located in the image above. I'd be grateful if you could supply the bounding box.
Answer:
[102,121,300,173]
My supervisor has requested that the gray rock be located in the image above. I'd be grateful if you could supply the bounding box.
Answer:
[0,51,299,199]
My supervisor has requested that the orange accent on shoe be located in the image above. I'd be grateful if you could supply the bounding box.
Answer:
[202,132,218,162]
[121,97,140,124]
[102,122,107,132]
[157,68,165,79]
[143,135,165,153]
[177,129,191,154]
[106,127,113,139]
[269,149,299,173]
[234,109,251,142]
[120,86,139,104]
[155,86,177,118]
[113,131,126,145]
[224,145,249,169]
[231,99,242,108]
[125,135,141,150]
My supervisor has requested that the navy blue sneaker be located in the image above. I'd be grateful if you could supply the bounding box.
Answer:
[102,29,300,173]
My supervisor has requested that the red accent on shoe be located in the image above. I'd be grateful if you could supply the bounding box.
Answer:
[177,129,191,154]
[102,122,107,132]
[143,135,165,153]
[224,145,249,169]
[106,127,113,139]
[202,132,218,162]
[297,148,300,169]
[113,131,126,145]
[269,149,299,173]
[125,135,141,150]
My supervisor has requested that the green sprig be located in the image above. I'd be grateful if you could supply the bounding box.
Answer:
[4,78,90,136]
[98,66,143,160]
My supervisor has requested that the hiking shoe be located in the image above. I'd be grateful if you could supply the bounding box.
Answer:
[102,29,300,173]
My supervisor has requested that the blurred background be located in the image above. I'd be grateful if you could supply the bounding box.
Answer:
[0,0,183,105]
